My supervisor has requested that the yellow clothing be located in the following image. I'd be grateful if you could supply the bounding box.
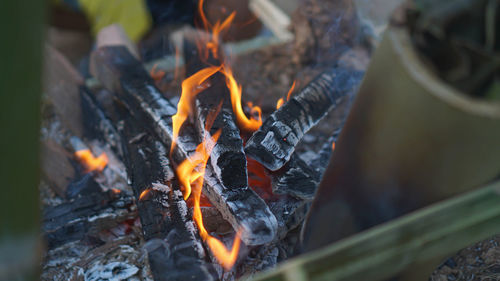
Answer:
[53,0,152,42]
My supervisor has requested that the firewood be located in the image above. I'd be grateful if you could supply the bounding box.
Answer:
[175,123,278,246]
[43,188,135,249]
[120,113,216,281]
[90,45,277,246]
[270,128,340,201]
[245,66,363,171]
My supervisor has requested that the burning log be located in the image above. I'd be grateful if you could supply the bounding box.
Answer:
[174,121,277,246]
[183,37,248,191]
[271,128,341,201]
[245,67,363,171]
[120,113,216,281]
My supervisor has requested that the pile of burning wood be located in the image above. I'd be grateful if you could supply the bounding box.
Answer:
[41,1,365,280]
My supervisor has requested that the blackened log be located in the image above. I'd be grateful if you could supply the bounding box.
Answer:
[269,196,310,240]
[268,129,342,238]
[245,67,364,171]
[120,114,216,281]
[43,189,135,249]
[184,38,249,191]
[271,128,341,200]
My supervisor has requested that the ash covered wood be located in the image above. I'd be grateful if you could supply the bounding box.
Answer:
[270,128,341,200]
[203,166,277,246]
[183,38,248,191]
[43,188,135,249]
[245,66,363,171]
[120,113,216,281]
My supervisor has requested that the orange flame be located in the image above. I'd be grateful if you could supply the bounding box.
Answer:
[139,188,152,201]
[171,66,221,153]
[197,0,236,60]
[332,141,336,151]
[276,80,296,110]
[74,149,108,173]
[222,65,262,133]
[169,0,260,270]
[175,128,241,269]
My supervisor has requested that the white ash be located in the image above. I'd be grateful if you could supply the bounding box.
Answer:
[87,211,116,222]
[151,182,171,194]
[177,198,189,219]
[154,141,175,181]
[85,261,139,281]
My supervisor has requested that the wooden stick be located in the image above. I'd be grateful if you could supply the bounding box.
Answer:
[120,113,216,281]
[245,67,363,171]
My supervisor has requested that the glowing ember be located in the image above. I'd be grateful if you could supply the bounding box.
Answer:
[332,141,336,151]
[74,149,108,173]
[276,80,296,109]
[139,188,152,201]
[111,188,122,194]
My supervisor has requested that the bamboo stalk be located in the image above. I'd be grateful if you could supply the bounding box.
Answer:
[0,1,44,280]
[249,180,500,281]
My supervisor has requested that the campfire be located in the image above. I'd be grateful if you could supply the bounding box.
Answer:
[40,0,365,278]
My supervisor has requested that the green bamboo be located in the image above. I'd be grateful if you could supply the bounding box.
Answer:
[249,180,500,281]
[0,1,45,280]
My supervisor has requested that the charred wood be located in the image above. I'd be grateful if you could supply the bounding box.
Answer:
[43,188,135,249]
[268,129,342,238]
[120,113,216,281]
[245,67,363,171]
[203,166,277,246]
[269,196,310,240]
[175,120,278,246]
[271,128,341,200]
[184,38,249,191]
